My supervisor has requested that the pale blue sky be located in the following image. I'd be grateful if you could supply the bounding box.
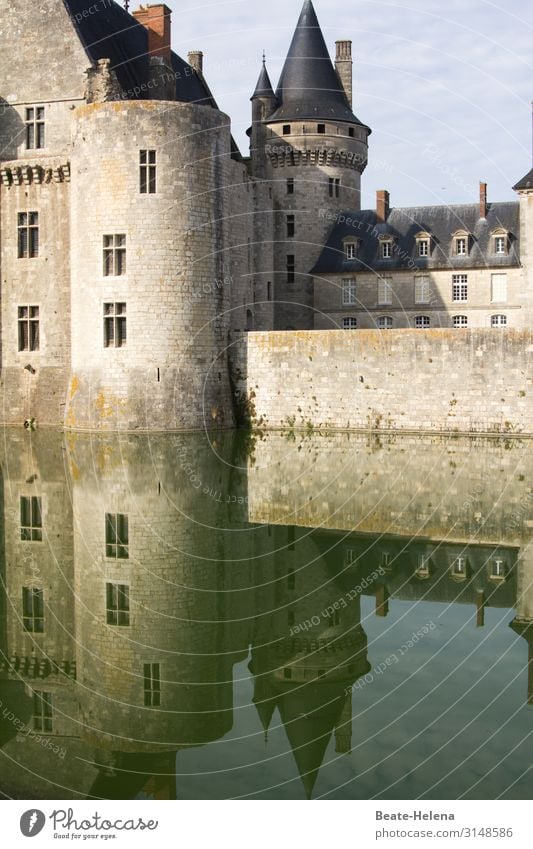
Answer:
[168,0,532,208]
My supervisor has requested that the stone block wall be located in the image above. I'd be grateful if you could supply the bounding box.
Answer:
[243,328,533,436]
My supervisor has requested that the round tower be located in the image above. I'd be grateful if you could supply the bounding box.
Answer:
[251,0,371,329]
[66,100,235,431]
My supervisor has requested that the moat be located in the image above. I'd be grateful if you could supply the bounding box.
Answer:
[0,428,531,800]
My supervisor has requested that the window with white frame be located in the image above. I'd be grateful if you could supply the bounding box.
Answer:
[490,558,506,579]
[491,272,507,303]
[414,315,430,328]
[106,583,130,626]
[343,316,357,329]
[344,240,357,260]
[377,276,392,305]
[492,232,508,255]
[491,314,507,328]
[32,691,52,732]
[139,150,156,194]
[453,234,469,256]
[378,315,393,329]
[144,663,161,707]
[452,556,467,577]
[418,239,429,257]
[452,274,468,302]
[414,275,430,304]
[452,315,468,328]
[342,278,357,305]
[380,239,393,259]
[105,513,129,559]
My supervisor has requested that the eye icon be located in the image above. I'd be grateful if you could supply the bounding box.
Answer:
[20,810,46,837]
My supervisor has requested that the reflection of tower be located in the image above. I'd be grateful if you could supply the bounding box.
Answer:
[249,525,369,798]
[67,432,252,794]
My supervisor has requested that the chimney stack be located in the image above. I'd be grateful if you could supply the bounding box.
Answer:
[479,181,488,218]
[376,190,390,223]
[132,4,172,64]
[187,51,203,75]
[335,40,352,108]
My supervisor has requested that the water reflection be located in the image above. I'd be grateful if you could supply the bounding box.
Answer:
[0,430,531,799]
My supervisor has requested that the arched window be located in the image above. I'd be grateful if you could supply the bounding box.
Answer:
[342,317,357,329]
[452,230,470,256]
[414,315,430,328]
[491,314,507,328]
[377,315,393,329]
[452,315,468,328]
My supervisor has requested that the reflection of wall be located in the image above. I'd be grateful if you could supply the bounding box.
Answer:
[248,431,533,546]
[67,433,253,753]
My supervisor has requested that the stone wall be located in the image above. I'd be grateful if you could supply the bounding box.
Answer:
[243,328,533,436]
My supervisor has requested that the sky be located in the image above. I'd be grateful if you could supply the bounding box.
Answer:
[166,0,532,208]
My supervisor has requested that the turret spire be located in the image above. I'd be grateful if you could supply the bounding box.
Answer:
[251,57,276,101]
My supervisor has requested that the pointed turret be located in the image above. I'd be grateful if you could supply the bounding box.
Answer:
[270,0,365,124]
[249,56,277,176]
[252,58,276,102]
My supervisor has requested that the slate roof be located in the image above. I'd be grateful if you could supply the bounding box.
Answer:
[312,202,521,274]
[63,0,213,105]
[513,167,533,191]
[267,0,368,128]
[252,61,276,100]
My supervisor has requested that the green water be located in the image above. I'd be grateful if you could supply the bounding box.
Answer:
[0,428,531,800]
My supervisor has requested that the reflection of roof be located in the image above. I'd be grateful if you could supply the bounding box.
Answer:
[268,1,368,127]
[312,202,520,274]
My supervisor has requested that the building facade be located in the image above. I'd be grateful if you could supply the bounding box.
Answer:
[0,0,531,431]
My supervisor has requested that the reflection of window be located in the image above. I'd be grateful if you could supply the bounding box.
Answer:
[342,278,357,305]
[414,315,430,328]
[329,609,340,626]
[451,556,467,579]
[144,663,161,707]
[105,513,129,559]
[416,554,430,578]
[491,314,507,328]
[378,315,393,329]
[490,558,506,579]
[22,587,44,632]
[21,496,42,541]
[283,667,292,679]
[345,548,357,566]
[380,551,391,570]
[343,316,357,329]
[33,691,52,732]
[106,583,130,626]
[287,569,295,590]
[452,314,468,328]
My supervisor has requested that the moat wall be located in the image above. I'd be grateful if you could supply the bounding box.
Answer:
[243,329,533,436]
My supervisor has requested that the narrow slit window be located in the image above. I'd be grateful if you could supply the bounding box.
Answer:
[286,214,295,238]
[144,663,161,707]
[140,150,156,194]
[106,583,130,626]
[32,691,53,732]
[20,496,42,541]
[22,587,44,633]
[286,255,295,283]
[105,513,129,559]
[18,212,39,258]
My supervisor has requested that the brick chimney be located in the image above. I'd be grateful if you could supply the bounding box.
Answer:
[187,51,203,75]
[376,189,390,223]
[479,181,488,218]
[132,4,172,64]
[335,40,352,108]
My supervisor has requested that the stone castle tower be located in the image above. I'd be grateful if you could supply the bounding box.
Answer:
[248,0,370,329]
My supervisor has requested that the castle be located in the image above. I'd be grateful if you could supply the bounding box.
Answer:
[0,0,531,431]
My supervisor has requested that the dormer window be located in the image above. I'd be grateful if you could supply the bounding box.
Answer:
[378,236,394,259]
[344,239,359,260]
[453,231,470,256]
[492,229,508,256]
[415,232,431,257]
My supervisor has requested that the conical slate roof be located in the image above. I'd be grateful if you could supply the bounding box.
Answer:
[268,0,366,125]
[252,60,276,100]
[513,167,533,191]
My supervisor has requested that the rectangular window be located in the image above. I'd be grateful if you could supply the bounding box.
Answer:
[286,255,295,283]
[342,278,357,305]
[104,302,127,348]
[343,316,357,329]
[381,241,392,259]
[414,275,430,304]
[378,315,393,329]
[25,107,45,150]
[106,583,130,626]
[287,178,294,195]
[103,234,126,276]
[105,513,129,559]
[144,663,161,707]
[286,214,295,237]
[455,237,467,255]
[491,314,507,328]
[491,273,507,303]
[328,177,340,198]
[140,150,156,194]
[317,123,326,134]
[452,274,468,302]
[22,587,44,633]
[414,315,430,328]
[494,236,507,255]
[18,212,39,258]
[377,277,392,305]
[33,691,52,732]
[345,242,356,260]
[282,125,291,135]
[452,315,468,328]
[20,496,42,542]
[418,239,429,257]
[18,306,40,352]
